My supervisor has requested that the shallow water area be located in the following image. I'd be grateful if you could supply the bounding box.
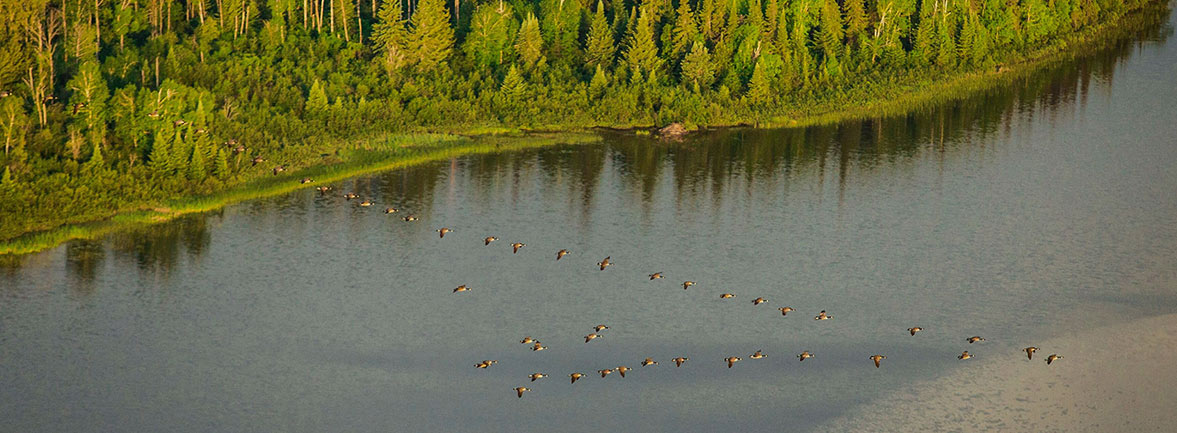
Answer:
[3,8,1177,432]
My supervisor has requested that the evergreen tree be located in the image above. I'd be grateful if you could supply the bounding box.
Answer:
[746,58,772,105]
[816,0,844,60]
[307,79,329,111]
[540,0,583,64]
[409,0,455,72]
[500,64,527,104]
[0,166,12,187]
[680,41,715,91]
[624,7,662,81]
[935,12,958,68]
[188,142,207,181]
[515,13,545,69]
[213,148,231,179]
[589,64,608,99]
[84,143,105,172]
[374,0,411,73]
[585,0,616,70]
[149,133,173,175]
[842,0,868,50]
[700,0,717,38]
[670,0,700,61]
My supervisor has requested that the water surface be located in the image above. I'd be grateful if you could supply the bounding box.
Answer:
[3,9,1177,432]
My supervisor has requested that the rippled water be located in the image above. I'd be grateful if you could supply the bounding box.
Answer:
[3,9,1177,433]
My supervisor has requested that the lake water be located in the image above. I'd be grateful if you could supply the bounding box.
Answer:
[3,9,1177,433]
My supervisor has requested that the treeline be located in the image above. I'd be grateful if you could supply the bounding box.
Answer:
[0,0,1163,241]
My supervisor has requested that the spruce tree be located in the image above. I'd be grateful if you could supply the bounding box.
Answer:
[936,13,958,68]
[515,13,545,69]
[373,0,410,72]
[585,0,616,70]
[589,64,608,99]
[670,0,699,61]
[540,0,583,64]
[815,0,844,61]
[188,142,207,181]
[842,0,867,50]
[746,59,772,105]
[85,143,105,172]
[409,0,455,72]
[307,79,329,111]
[680,41,715,91]
[500,64,527,104]
[624,7,662,82]
[149,133,173,175]
[213,148,231,179]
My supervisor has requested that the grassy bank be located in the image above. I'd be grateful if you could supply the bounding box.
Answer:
[0,131,599,255]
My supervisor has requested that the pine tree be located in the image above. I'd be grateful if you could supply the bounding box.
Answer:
[700,0,717,38]
[585,0,616,70]
[936,12,957,68]
[745,58,772,105]
[624,7,662,82]
[540,0,583,64]
[515,13,545,69]
[842,0,868,50]
[374,0,410,73]
[500,64,527,103]
[589,64,608,99]
[149,133,173,175]
[746,0,764,30]
[188,142,207,181]
[307,79,329,111]
[85,143,105,172]
[670,0,700,61]
[815,0,844,60]
[409,0,455,72]
[213,148,230,179]
[680,41,715,91]
[0,166,13,187]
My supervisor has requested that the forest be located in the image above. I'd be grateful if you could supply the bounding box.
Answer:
[0,0,1163,243]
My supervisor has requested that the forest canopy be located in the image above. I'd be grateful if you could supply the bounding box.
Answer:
[0,0,1162,242]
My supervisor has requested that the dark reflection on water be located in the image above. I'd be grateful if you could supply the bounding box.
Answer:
[2,7,1176,433]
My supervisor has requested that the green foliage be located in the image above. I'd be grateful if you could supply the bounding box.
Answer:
[584,0,616,69]
[0,0,1163,244]
[409,0,455,72]
[465,1,519,69]
[680,41,715,91]
[515,13,546,69]
[624,7,662,82]
[374,0,411,73]
[307,79,329,111]
[539,0,583,64]
[669,0,700,61]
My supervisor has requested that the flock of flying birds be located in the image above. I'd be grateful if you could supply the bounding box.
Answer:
[306,180,1067,399]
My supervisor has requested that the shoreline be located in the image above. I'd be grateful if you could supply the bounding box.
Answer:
[0,4,1167,256]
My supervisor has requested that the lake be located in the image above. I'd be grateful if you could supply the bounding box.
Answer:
[3,8,1177,432]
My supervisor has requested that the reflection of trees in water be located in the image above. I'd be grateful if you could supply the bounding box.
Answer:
[65,239,104,295]
[108,213,213,278]
[8,9,1165,280]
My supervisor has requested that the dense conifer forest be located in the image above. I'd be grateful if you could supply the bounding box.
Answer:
[0,0,1163,243]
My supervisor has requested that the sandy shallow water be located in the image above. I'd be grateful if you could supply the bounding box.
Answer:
[820,313,1177,432]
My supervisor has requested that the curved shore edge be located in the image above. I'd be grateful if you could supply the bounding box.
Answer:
[819,313,1177,432]
[0,3,1169,257]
